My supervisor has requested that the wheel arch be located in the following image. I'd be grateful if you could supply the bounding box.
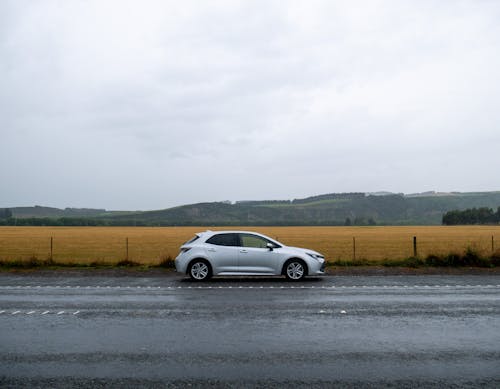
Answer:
[281,257,309,276]
[186,257,213,276]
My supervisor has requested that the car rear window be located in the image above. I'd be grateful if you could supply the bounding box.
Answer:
[206,233,239,247]
[183,235,200,245]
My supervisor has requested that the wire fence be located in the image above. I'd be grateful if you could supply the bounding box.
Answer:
[0,226,499,265]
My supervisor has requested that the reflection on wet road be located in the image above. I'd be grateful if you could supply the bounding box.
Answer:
[1,273,499,387]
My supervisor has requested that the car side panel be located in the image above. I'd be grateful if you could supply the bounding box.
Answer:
[205,245,239,274]
[237,247,279,274]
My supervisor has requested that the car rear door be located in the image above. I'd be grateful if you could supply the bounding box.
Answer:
[205,233,240,273]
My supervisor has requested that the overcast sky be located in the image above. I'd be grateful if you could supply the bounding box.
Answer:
[1,0,499,210]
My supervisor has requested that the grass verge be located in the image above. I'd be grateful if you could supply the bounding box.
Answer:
[0,256,177,270]
[331,247,500,268]
[1,249,500,270]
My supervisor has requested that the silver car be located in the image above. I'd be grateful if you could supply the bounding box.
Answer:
[175,230,326,281]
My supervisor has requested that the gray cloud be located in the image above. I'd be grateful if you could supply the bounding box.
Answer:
[1,0,500,209]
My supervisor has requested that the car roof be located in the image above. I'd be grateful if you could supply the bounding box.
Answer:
[201,230,266,236]
[187,230,282,246]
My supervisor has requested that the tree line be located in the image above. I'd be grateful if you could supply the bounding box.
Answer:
[0,217,152,227]
[0,208,12,219]
[442,207,500,225]
[0,216,349,227]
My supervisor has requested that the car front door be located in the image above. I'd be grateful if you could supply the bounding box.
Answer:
[237,233,278,274]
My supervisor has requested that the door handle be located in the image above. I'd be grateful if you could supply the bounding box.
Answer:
[239,249,248,253]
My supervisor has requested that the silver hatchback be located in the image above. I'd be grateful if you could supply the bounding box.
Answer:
[175,230,326,281]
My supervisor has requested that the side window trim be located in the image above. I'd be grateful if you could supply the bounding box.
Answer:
[235,233,242,247]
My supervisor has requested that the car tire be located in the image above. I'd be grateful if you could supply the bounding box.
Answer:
[284,259,306,281]
[188,259,212,281]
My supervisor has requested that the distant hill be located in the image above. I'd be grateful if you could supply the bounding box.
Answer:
[107,191,500,226]
[2,191,500,226]
[7,206,125,219]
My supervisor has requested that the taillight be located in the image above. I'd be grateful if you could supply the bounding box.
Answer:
[180,247,191,254]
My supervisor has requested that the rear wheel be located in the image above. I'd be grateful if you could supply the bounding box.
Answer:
[188,260,211,281]
[284,260,306,281]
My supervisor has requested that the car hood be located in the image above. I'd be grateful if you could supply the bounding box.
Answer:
[286,246,323,257]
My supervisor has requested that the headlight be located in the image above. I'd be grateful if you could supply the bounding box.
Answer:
[307,252,324,261]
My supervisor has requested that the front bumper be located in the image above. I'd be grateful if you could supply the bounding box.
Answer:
[308,258,326,275]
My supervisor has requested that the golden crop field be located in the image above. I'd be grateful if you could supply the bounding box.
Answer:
[0,226,499,265]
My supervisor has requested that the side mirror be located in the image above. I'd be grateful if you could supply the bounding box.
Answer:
[266,243,275,251]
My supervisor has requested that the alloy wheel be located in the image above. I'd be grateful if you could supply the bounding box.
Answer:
[286,262,305,280]
[190,262,209,280]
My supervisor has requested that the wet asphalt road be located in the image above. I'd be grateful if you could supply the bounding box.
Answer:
[0,272,500,388]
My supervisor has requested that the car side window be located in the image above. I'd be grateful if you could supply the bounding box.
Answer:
[240,234,271,249]
[206,233,239,247]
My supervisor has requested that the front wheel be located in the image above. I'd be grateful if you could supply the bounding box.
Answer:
[188,260,211,281]
[285,260,306,281]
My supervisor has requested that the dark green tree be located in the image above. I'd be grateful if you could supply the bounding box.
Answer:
[443,207,499,225]
[0,208,12,219]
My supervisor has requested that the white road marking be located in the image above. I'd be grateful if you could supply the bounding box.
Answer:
[27,311,35,315]
[12,311,20,315]
[1,284,499,290]
[73,311,80,315]
[57,311,65,315]
[0,310,5,314]
[41,311,49,315]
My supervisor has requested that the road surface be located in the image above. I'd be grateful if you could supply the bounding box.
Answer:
[1,271,499,387]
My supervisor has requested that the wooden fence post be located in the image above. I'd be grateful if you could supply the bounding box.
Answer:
[413,236,417,257]
[126,237,129,261]
[353,237,356,261]
[493,236,495,254]
[50,237,53,261]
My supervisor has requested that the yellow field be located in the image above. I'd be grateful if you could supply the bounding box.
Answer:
[0,226,499,265]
